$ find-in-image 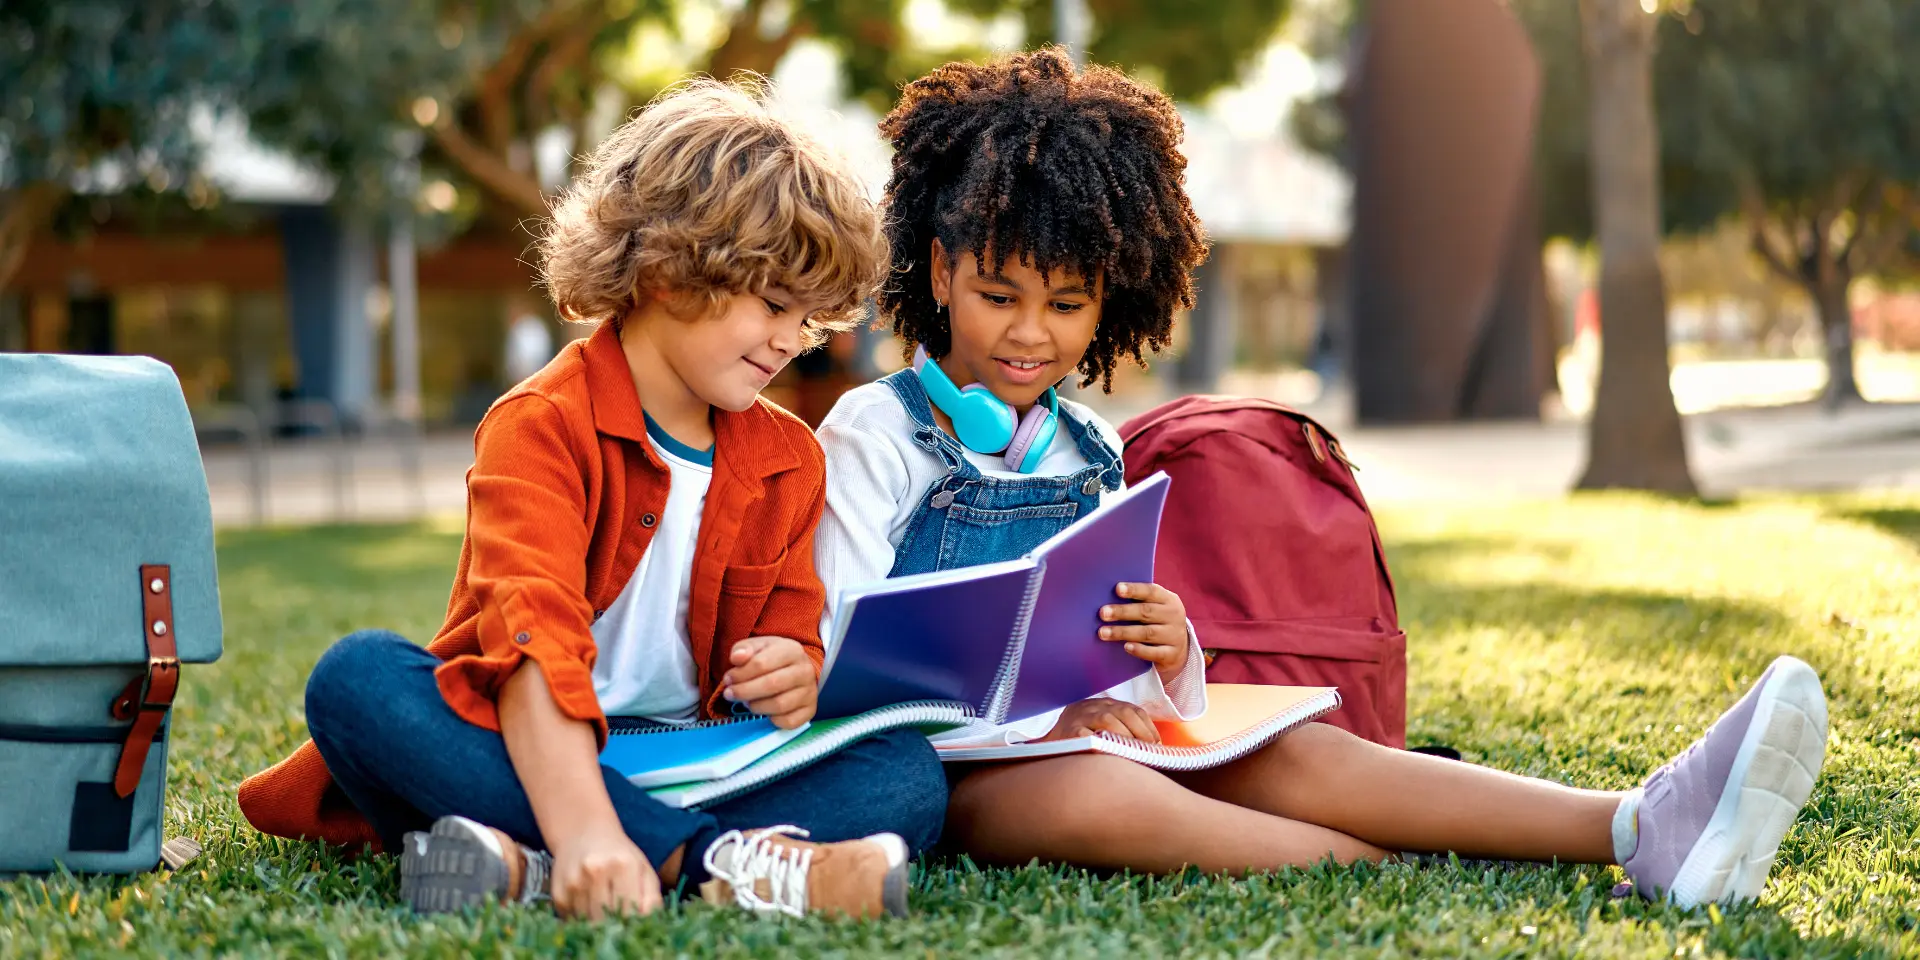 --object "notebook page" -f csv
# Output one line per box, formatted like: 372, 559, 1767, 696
936, 685, 1340, 769
816, 560, 1033, 719
1003, 472, 1171, 721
